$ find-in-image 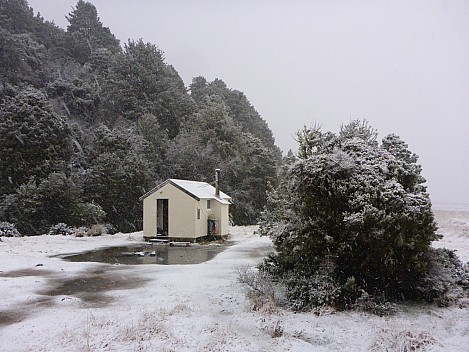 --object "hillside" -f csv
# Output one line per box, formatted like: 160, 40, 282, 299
0, 0, 281, 233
